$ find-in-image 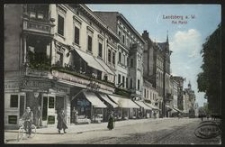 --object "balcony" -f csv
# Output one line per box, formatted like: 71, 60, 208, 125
23, 16, 55, 38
